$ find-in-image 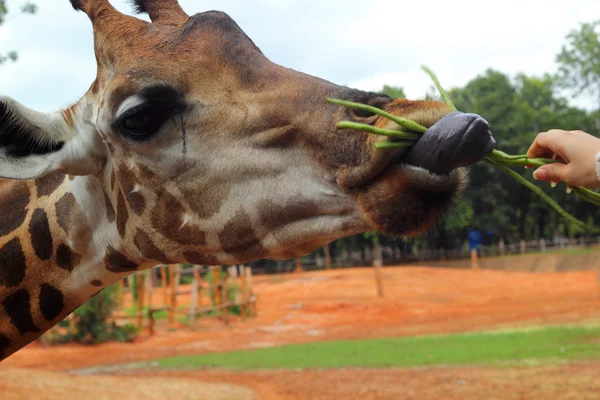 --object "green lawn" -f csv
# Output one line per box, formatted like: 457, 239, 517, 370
152, 325, 600, 370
